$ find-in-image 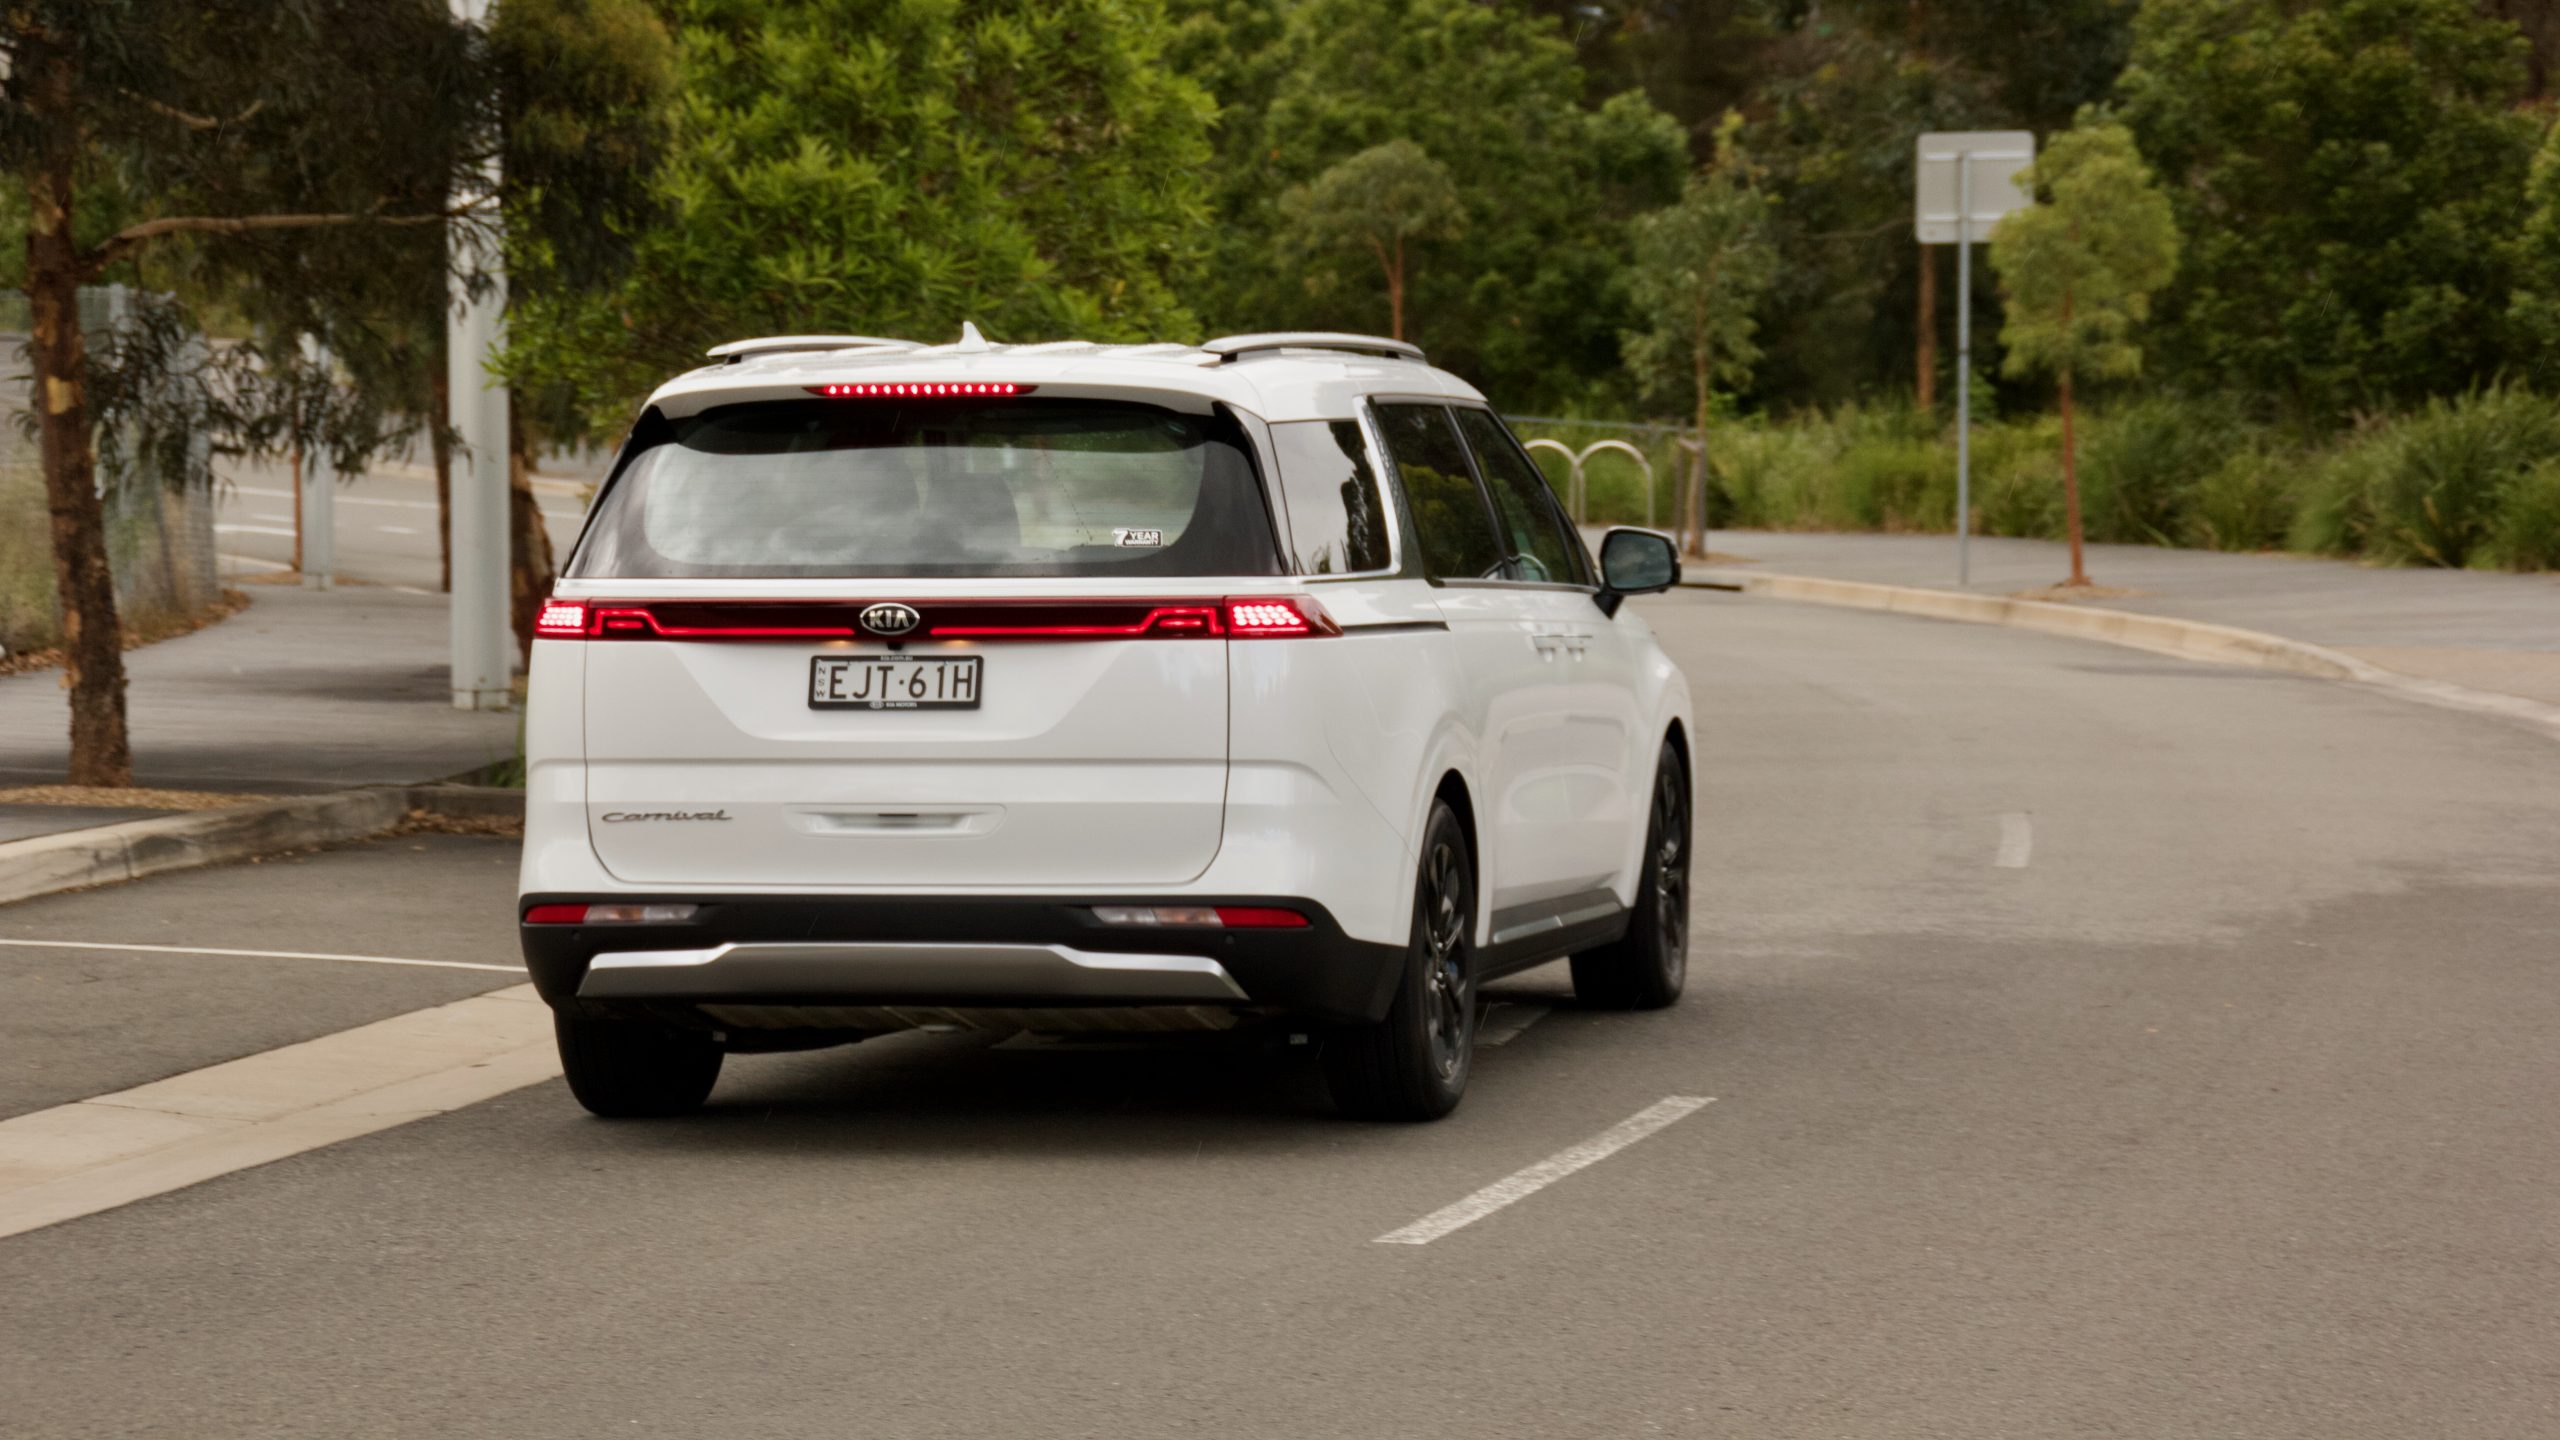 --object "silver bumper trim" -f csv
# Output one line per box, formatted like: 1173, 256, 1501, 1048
577, 940, 1248, 1004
